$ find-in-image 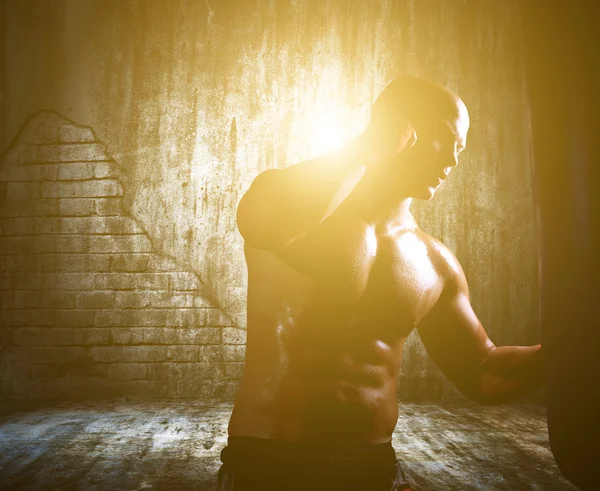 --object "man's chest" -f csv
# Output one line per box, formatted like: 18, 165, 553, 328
246, 230, 443, 333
